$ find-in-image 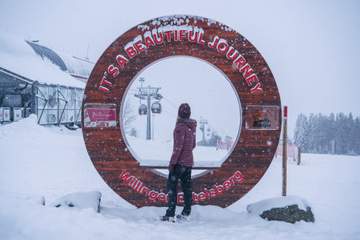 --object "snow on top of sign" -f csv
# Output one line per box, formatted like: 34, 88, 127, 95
246, 196, 312, 215
207, 18, 217, 26
137, 24, 150, 31
137, 15, 234, 33
158, 24, 195, 33
142, 24, 205, 37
